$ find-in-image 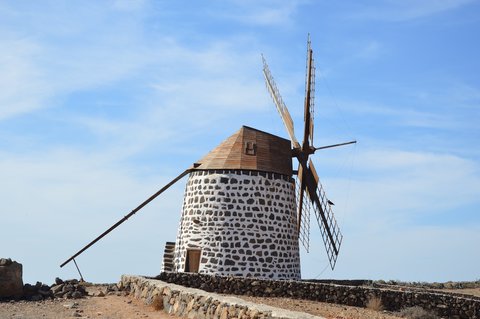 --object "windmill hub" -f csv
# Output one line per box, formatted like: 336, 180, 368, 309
291, 147, 316, 161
